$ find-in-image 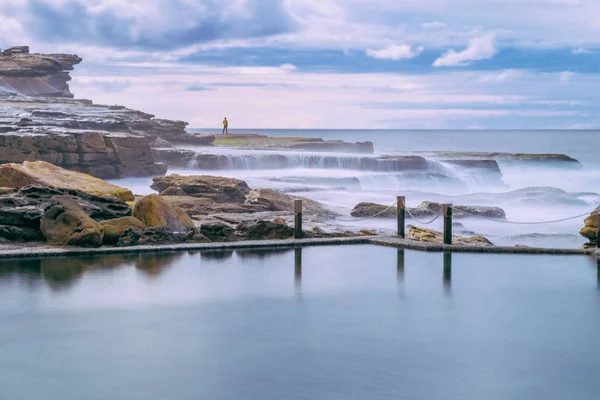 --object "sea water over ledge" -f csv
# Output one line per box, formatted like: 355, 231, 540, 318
1, 246, 599, 400
111, 130, 600, 248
